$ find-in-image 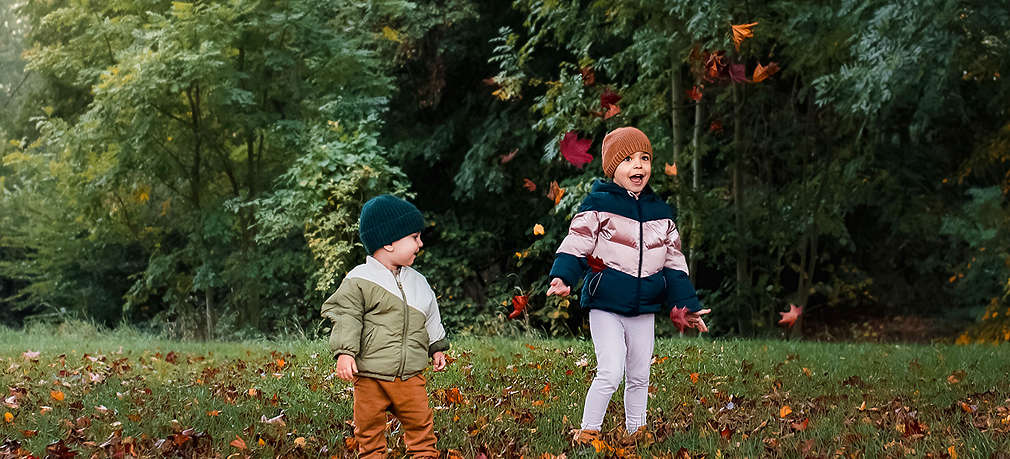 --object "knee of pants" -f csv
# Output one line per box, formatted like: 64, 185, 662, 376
593, 368, 624, 392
